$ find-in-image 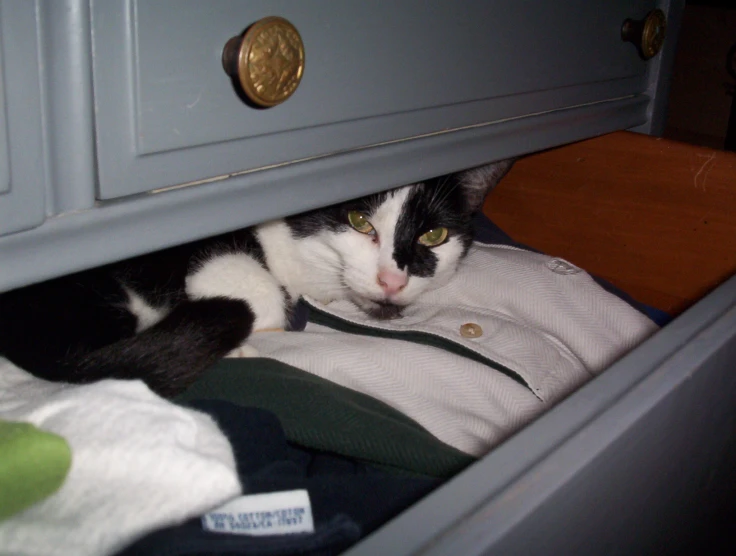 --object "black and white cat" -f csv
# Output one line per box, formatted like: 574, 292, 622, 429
0, 160, 514, 397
